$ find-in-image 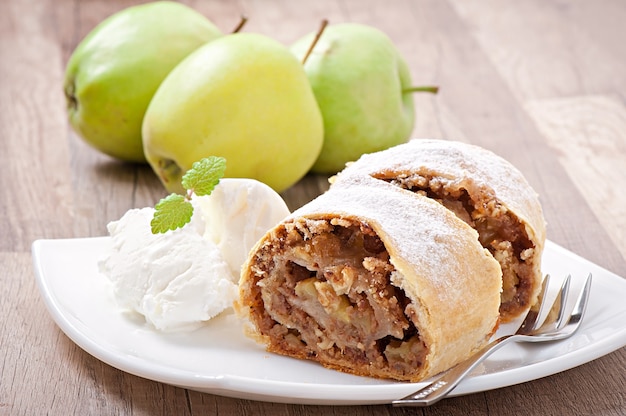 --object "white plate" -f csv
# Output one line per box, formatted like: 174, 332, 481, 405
32, 237, 626, 405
